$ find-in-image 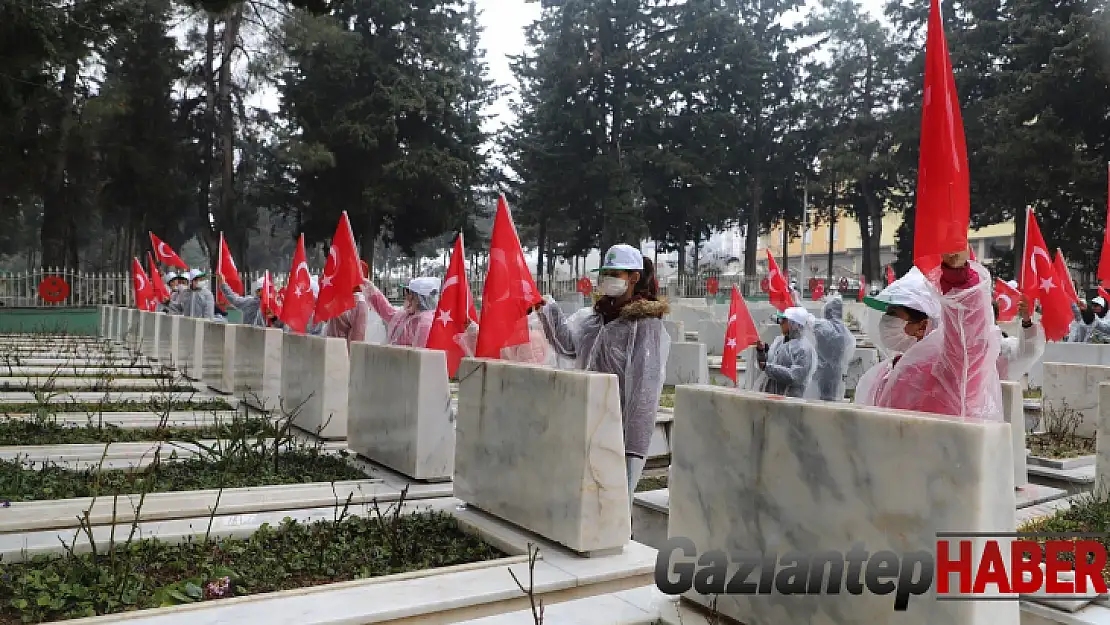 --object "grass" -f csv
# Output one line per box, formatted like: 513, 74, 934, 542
1019, 491, 1110, 584
0, 417, 270, 446
1, 451, 367, 502
0, 399, 234, 414
1024, 387, 1043, 399
1027, 433, 1095, 459
0, 511, 505, 624
0, 383, 197, 393
637, 474, 668, 492
659, 385, 675, 409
